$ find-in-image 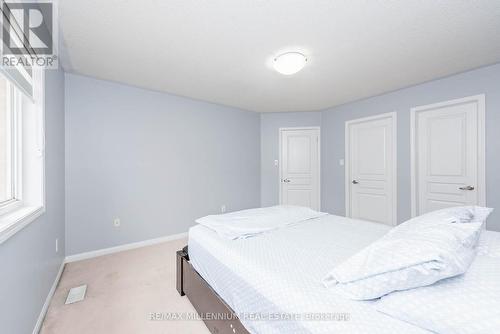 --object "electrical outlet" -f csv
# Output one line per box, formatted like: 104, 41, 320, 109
220, 205, 226, 213
113, 218, 121, 227
55, 238, 59, 253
